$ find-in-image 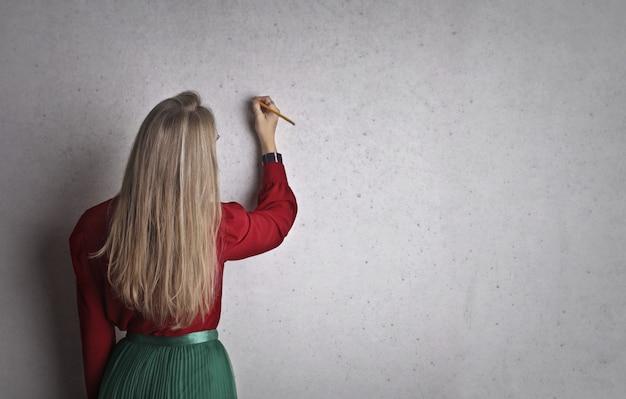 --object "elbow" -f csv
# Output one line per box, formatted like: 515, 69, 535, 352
273, 197, 298, 242
283, 197, 298, 237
